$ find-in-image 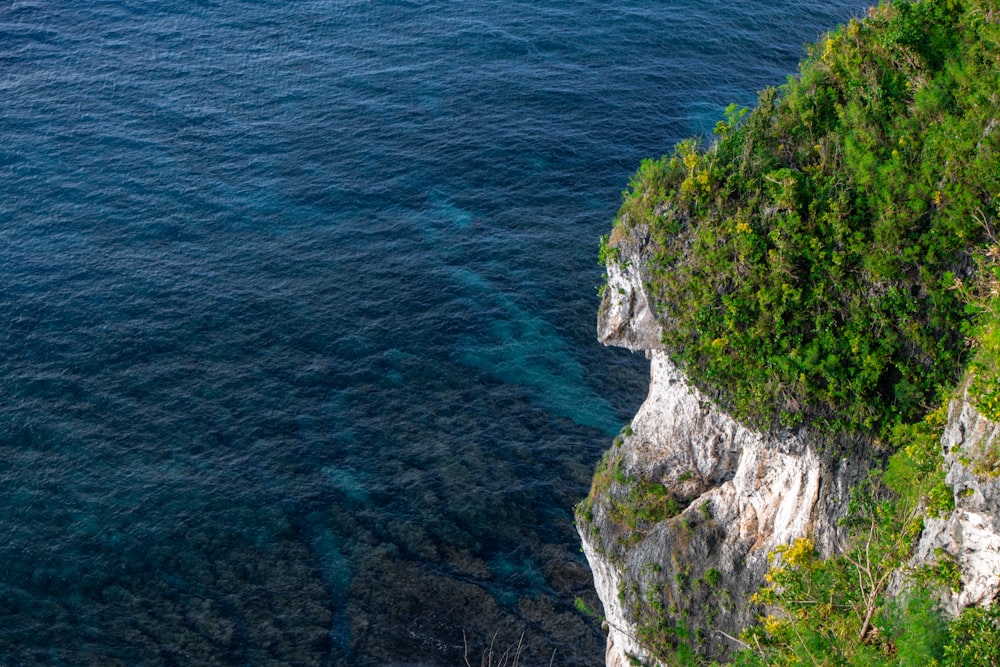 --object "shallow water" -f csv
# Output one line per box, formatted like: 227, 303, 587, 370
1, 1, 869, 664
